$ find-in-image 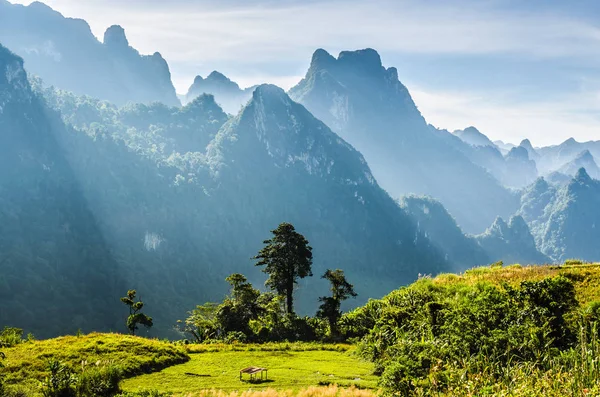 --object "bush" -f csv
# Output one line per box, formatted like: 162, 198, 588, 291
357, 276, 582, 395
76, 362, 122, 397
565, 259, 585, 266
0, 327, 24, 347
40, 360, 77, 397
